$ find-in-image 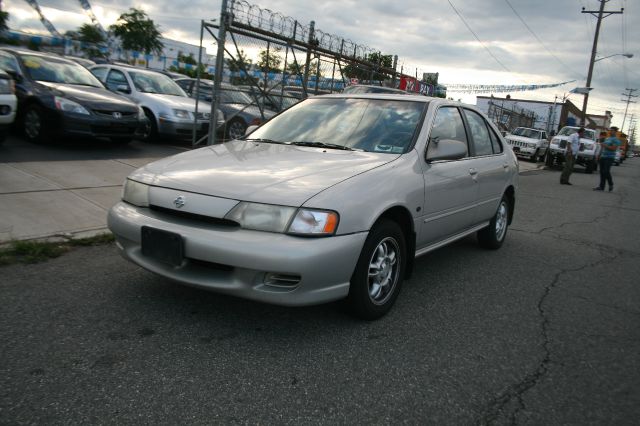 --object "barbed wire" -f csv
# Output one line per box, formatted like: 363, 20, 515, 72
229, 0, 376, 59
